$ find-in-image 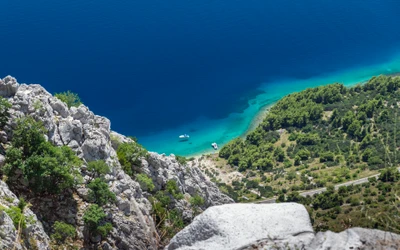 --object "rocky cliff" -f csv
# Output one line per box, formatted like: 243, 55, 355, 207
167, 203, 400, 250
0, 75, 233, 249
